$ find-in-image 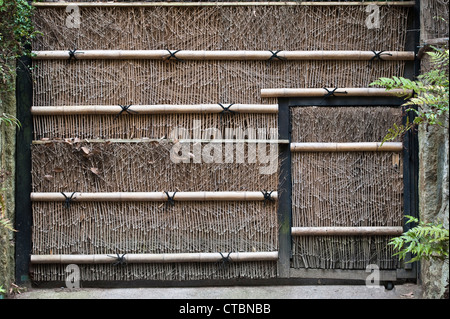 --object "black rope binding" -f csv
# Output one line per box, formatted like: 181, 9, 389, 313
323, 87, 348, 98
218, 252, 233, 270
68, 48, 77, 61
218, 103, 236, 125
370, 50, 393, 61
320, 87, 348, 105
61, 192, 76, 209
261, 190, 274, 205
107, 253, 127, 266
368, 50, 393, 67
164, 49, 183, 62
267, 50, 287, 65
165, 191, 177, 207
115, 104, 138, 120
219, 103, 236, 115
